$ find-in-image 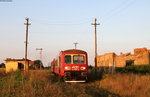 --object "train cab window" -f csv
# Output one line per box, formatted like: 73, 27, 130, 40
65, 55, 71, 64
73, 55, 85, 64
